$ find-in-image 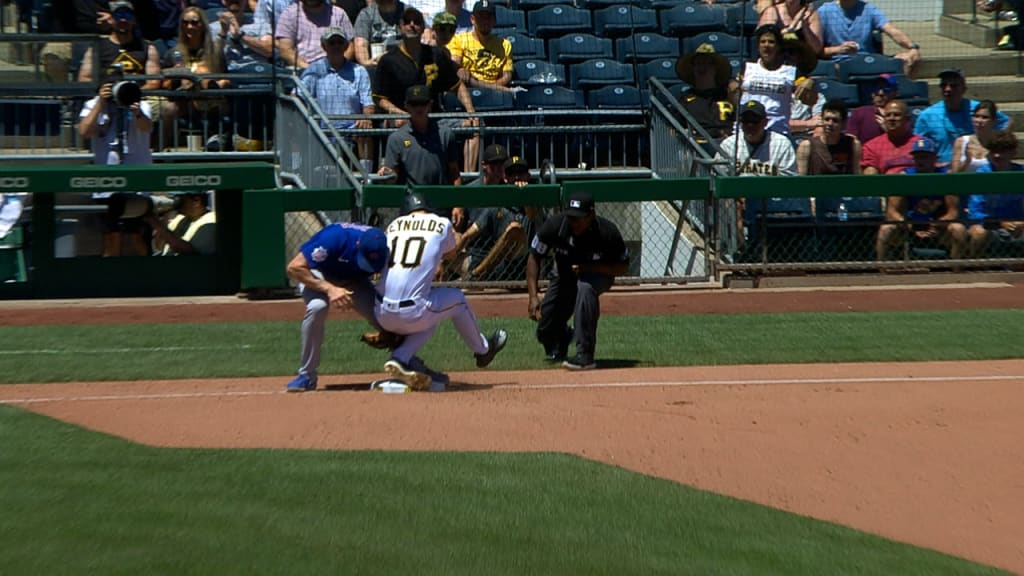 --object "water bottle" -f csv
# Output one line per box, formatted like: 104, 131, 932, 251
171, 49, 185, 68
837, 201, 848, 222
